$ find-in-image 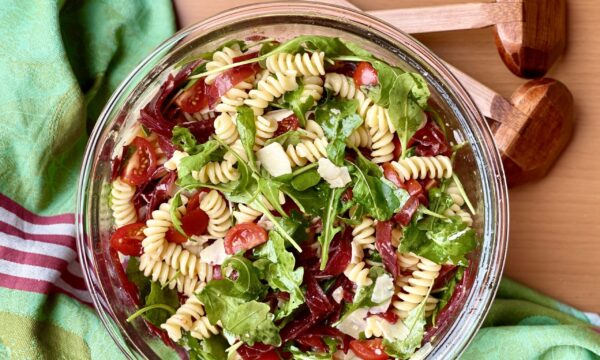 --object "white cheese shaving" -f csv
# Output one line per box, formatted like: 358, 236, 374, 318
199, 238, 229, 265
336, 308, 368, 339
369, 274, 394, 314
262, 109, 294, 122
332, 286, 344, 304
256, 142, 292, 177
317, 158, 351, 188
